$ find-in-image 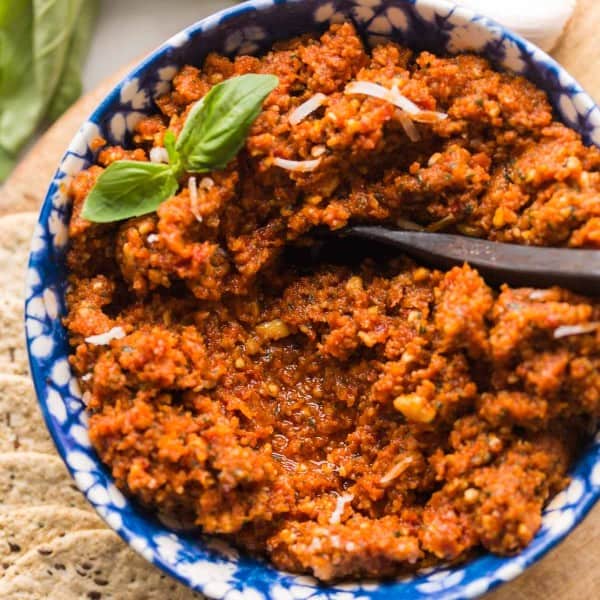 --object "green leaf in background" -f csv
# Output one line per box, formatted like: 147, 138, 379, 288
47, 0, 99, 121
32, 0, 83, 102
0, 0, 39, 157
0, 0, 98, 181
81, 161, 179, 223
0, 145, 14, 182
176, 73, 278, 172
